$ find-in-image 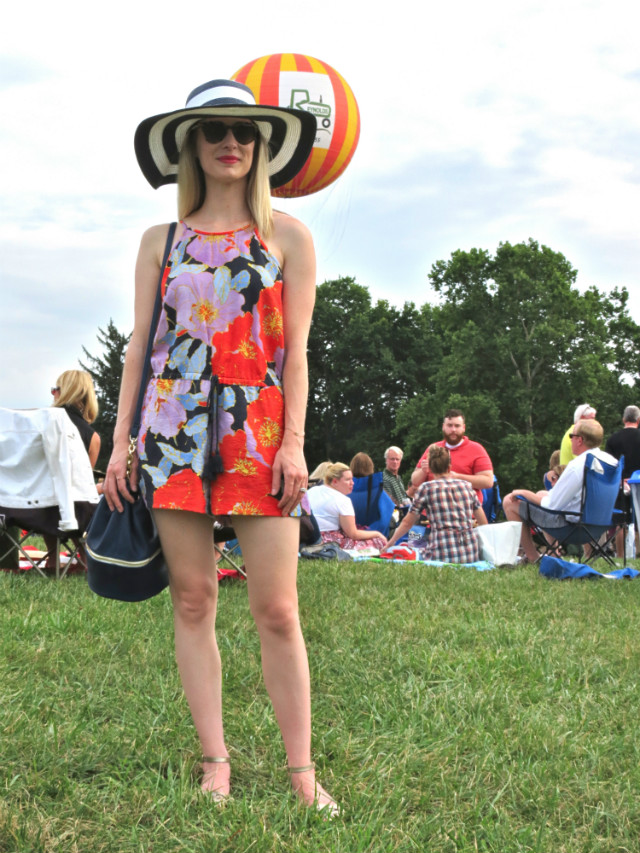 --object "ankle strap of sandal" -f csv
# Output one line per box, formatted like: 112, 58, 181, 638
288, 762, 315, 774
